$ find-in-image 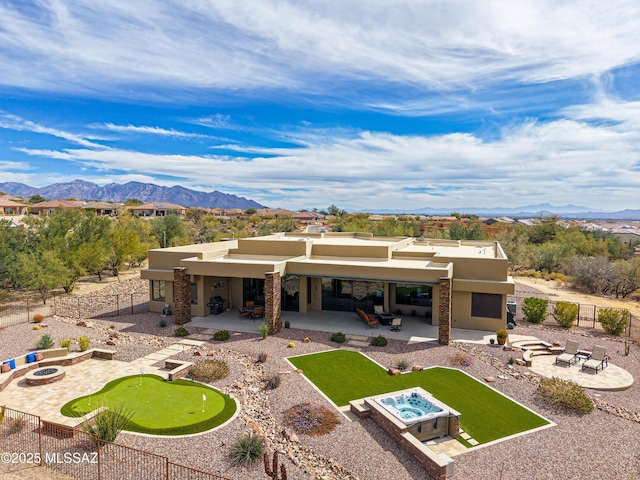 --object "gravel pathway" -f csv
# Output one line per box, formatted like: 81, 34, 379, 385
1, 279, 639, 480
